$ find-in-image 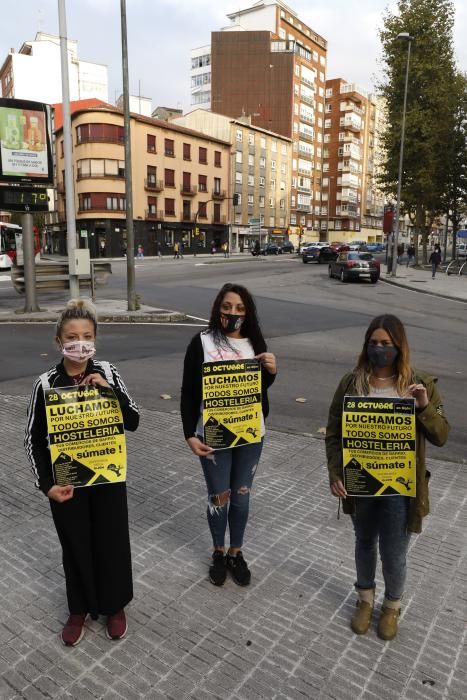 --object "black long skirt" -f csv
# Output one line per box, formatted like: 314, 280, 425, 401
50, 483, 133, 618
